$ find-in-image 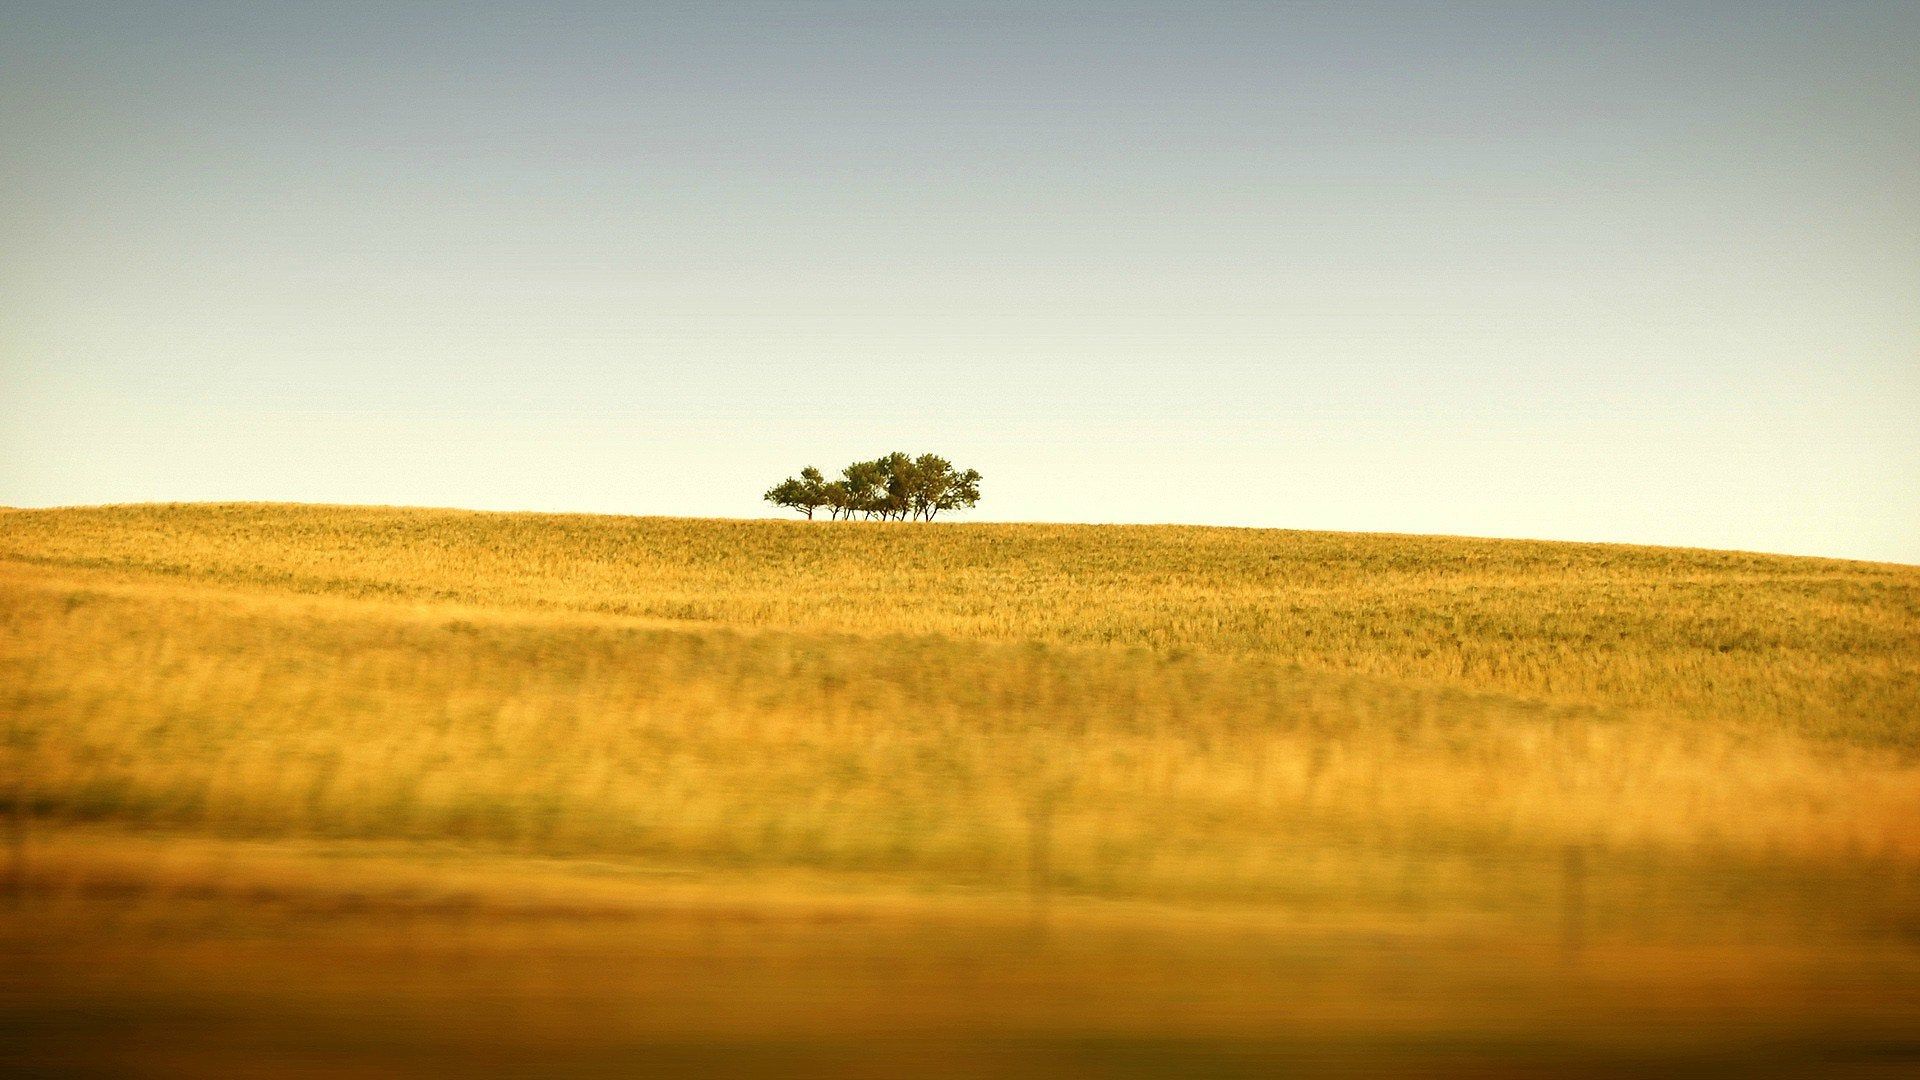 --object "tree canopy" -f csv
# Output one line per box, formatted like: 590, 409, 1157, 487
765, 453, 982, 521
